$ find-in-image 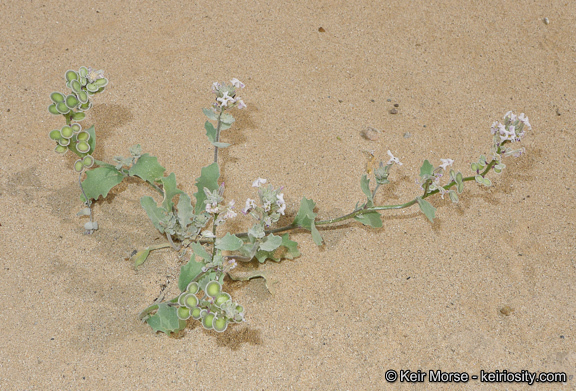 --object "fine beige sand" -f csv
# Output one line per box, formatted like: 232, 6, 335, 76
1, 1, 575, 389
